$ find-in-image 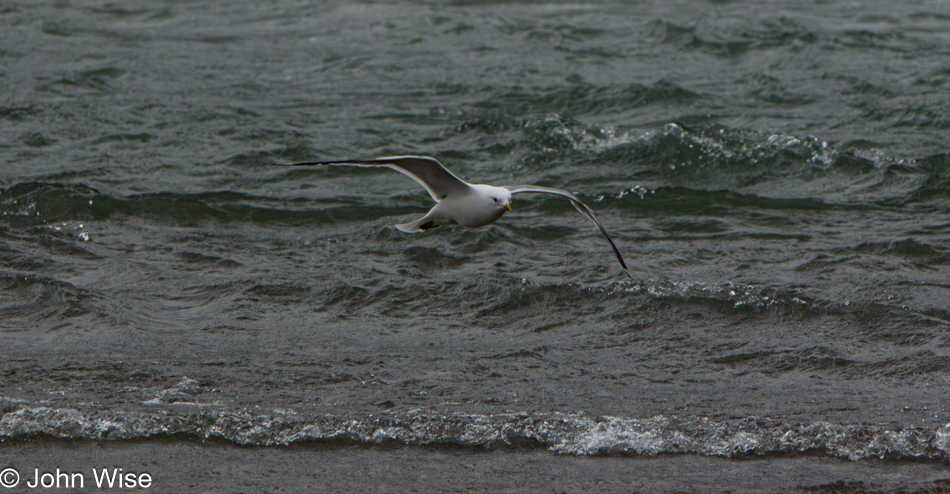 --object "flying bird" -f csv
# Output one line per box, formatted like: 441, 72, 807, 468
273, 155, 631, 278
